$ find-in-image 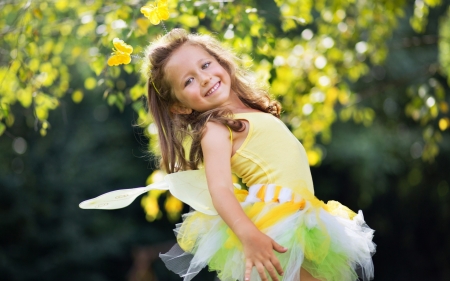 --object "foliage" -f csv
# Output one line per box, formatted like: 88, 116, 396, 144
1, 1, 450, 280
1, 0, 449, 219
